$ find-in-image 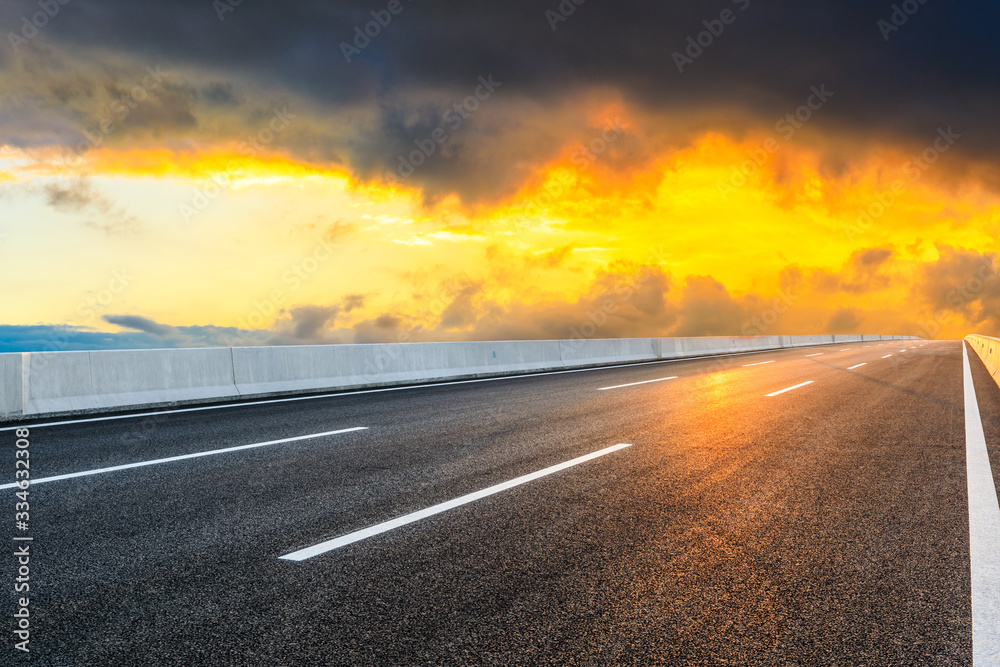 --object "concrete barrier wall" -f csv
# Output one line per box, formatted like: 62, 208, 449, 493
559, 338, 660, 367
780, 335, 835, 348
232, 340, 567, 396
0, 354, 22, 419
663, 336, 783, 358
967, 335, 1000, 383
20, 348, 241, 415
0, 334, 920, 422
89, 348, 240, 410
22, 351, 99, 415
